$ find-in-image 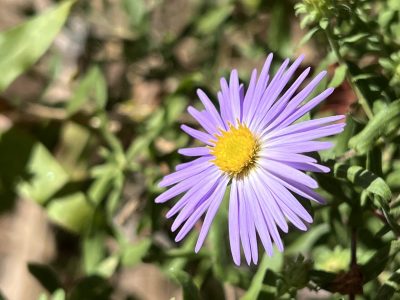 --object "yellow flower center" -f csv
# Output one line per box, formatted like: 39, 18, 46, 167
211, 123, 259, 176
